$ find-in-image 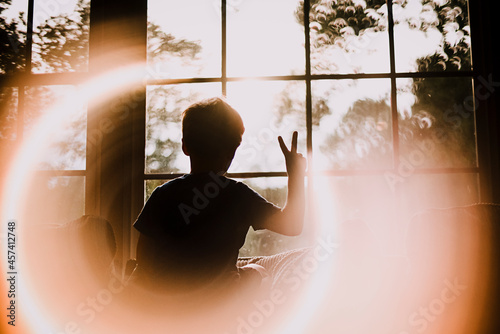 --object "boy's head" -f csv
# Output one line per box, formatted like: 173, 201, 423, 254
181, 97, 245, 162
